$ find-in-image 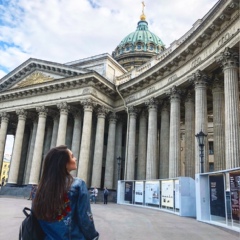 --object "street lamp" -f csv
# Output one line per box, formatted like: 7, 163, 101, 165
117, 156, 122, 181
195, 130, 207, 173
